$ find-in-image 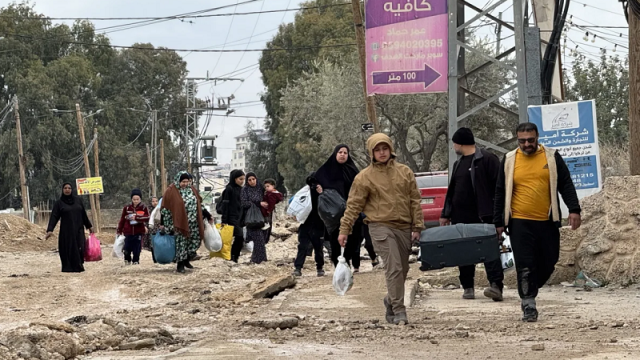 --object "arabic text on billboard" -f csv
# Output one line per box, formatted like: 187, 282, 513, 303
365, 0, 448, 95
76, 177, 104, 195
